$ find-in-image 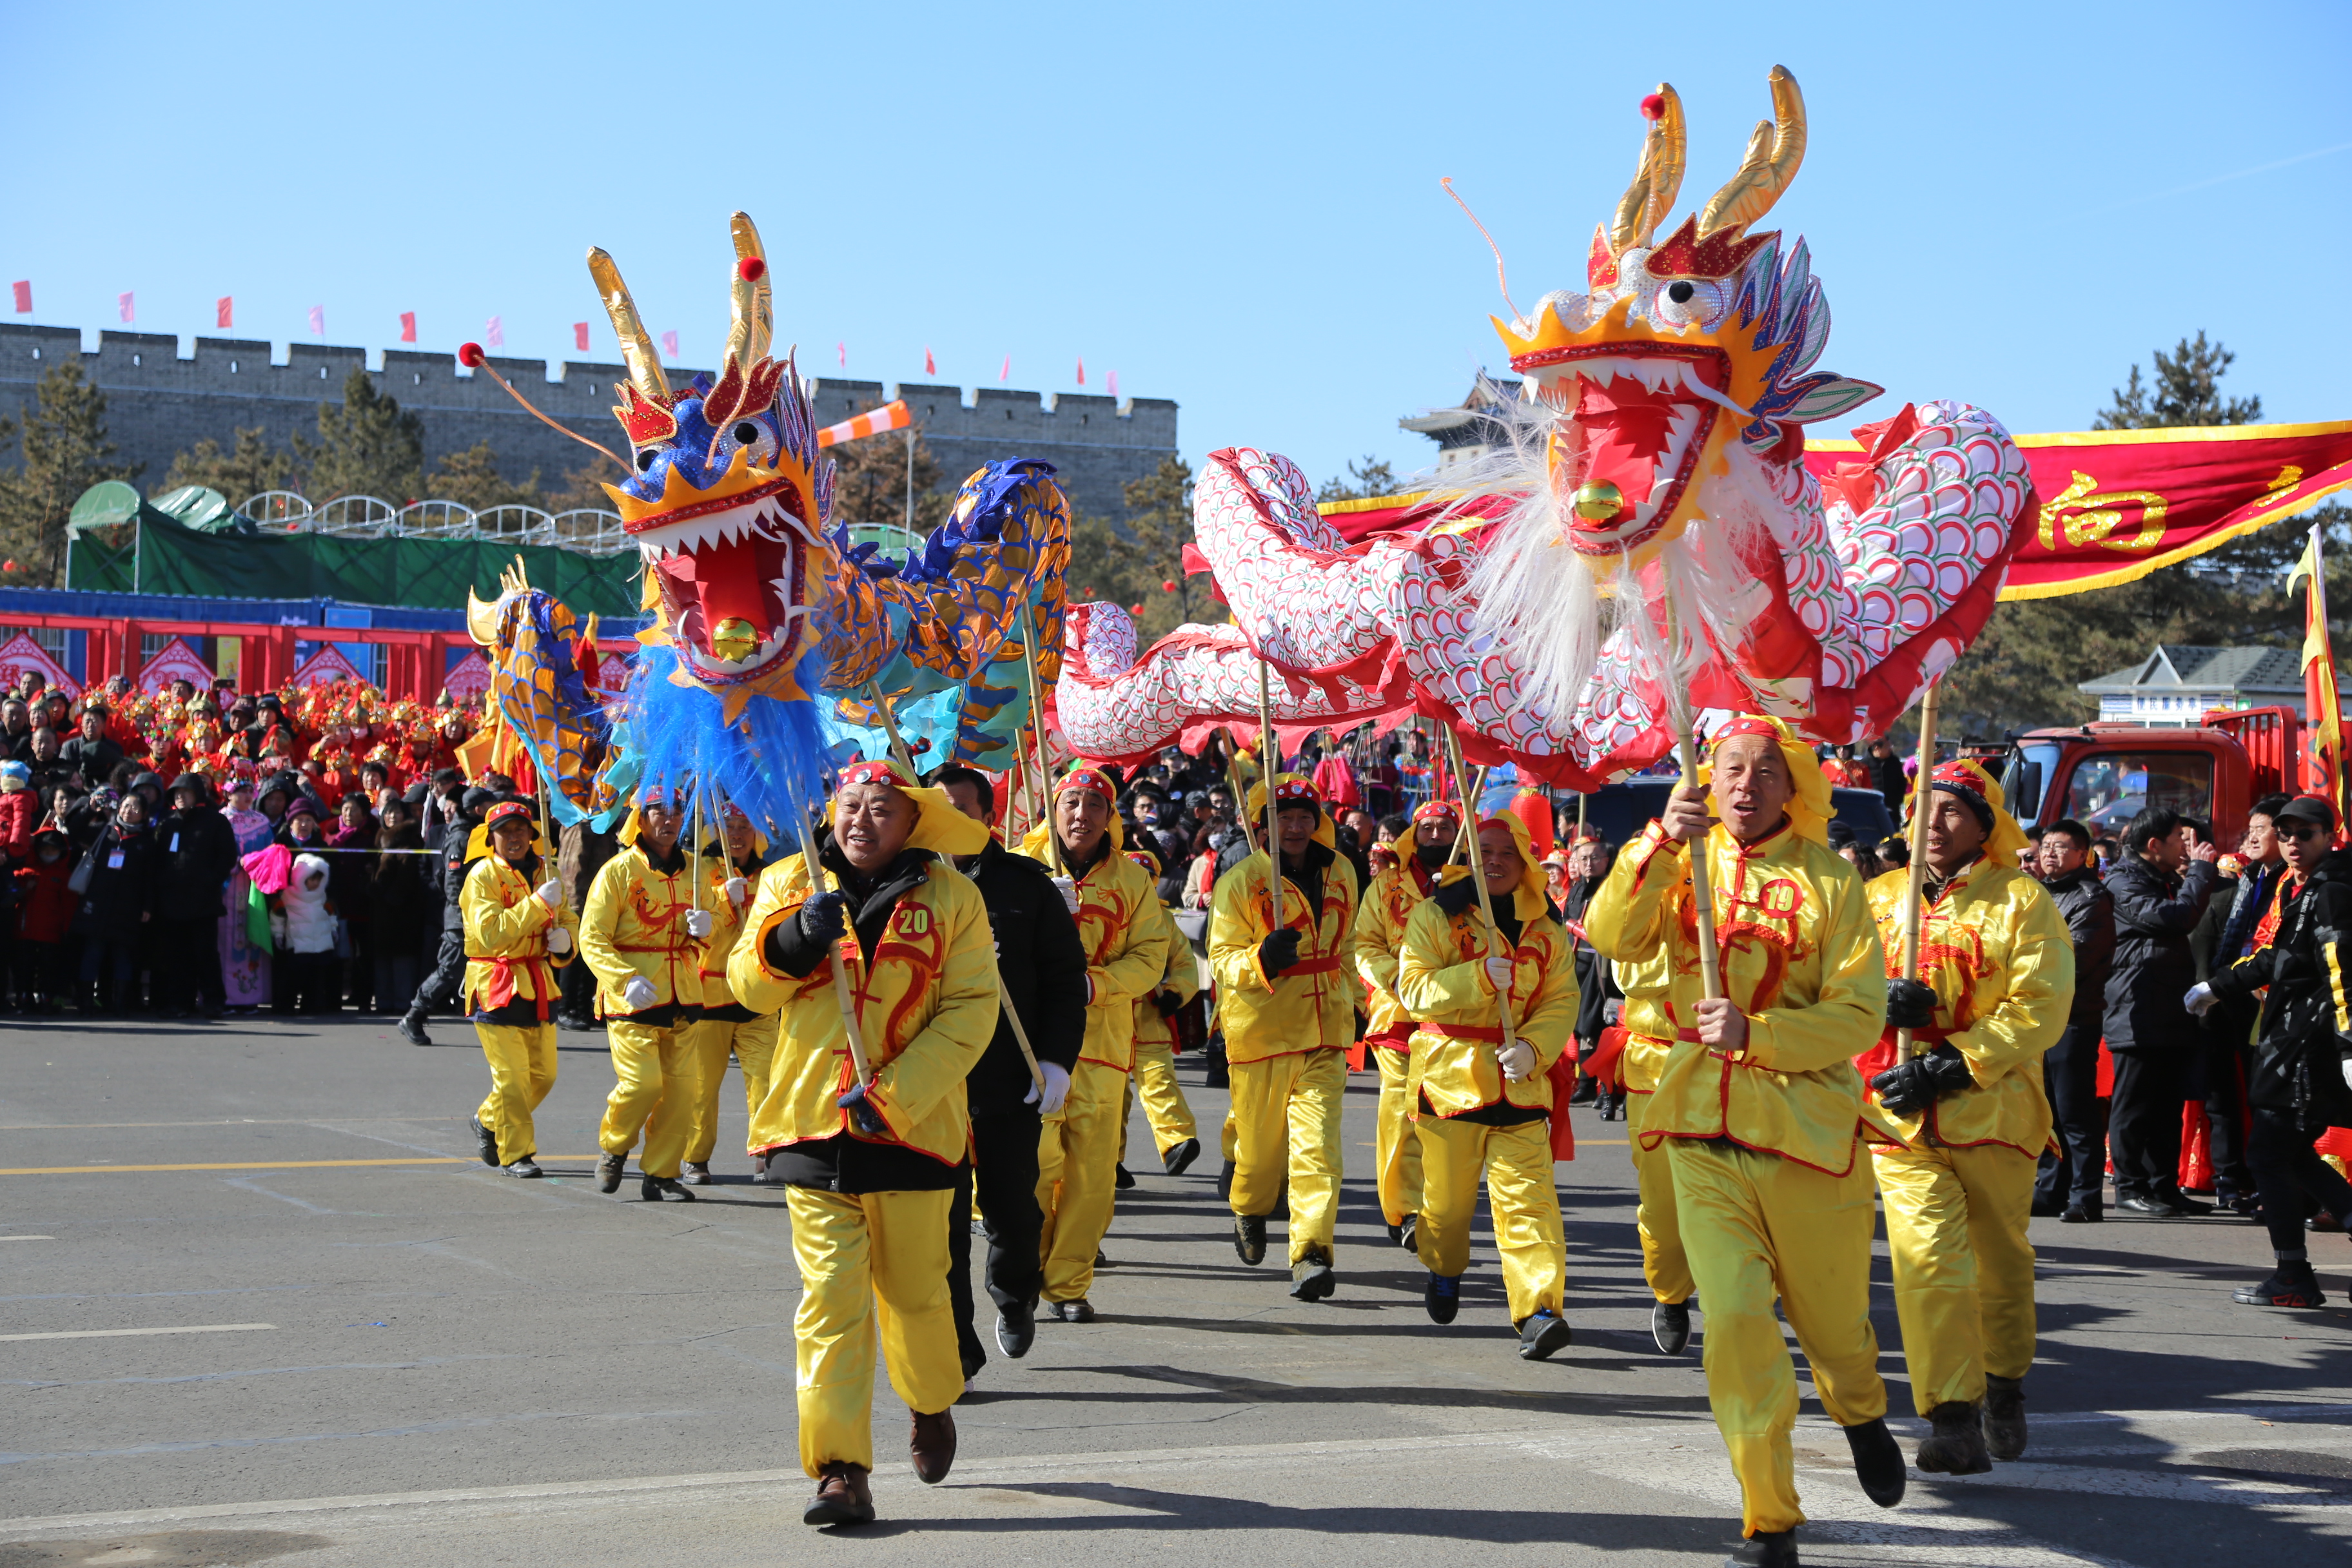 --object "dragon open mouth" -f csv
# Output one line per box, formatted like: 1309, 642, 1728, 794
631, 489, 814, 682
1516, 344, 1740, 551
